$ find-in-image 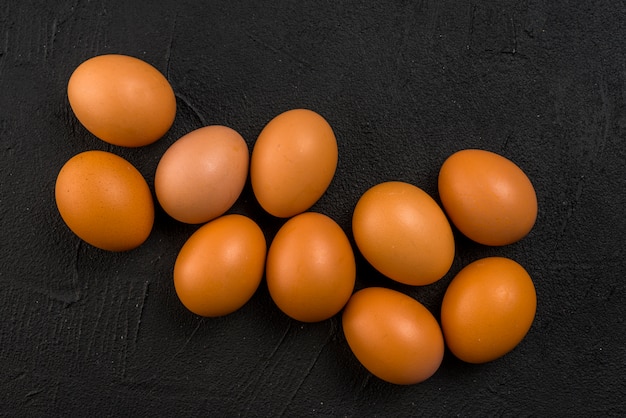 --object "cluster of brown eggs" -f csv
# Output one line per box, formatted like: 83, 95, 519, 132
56, 54, 538, 386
